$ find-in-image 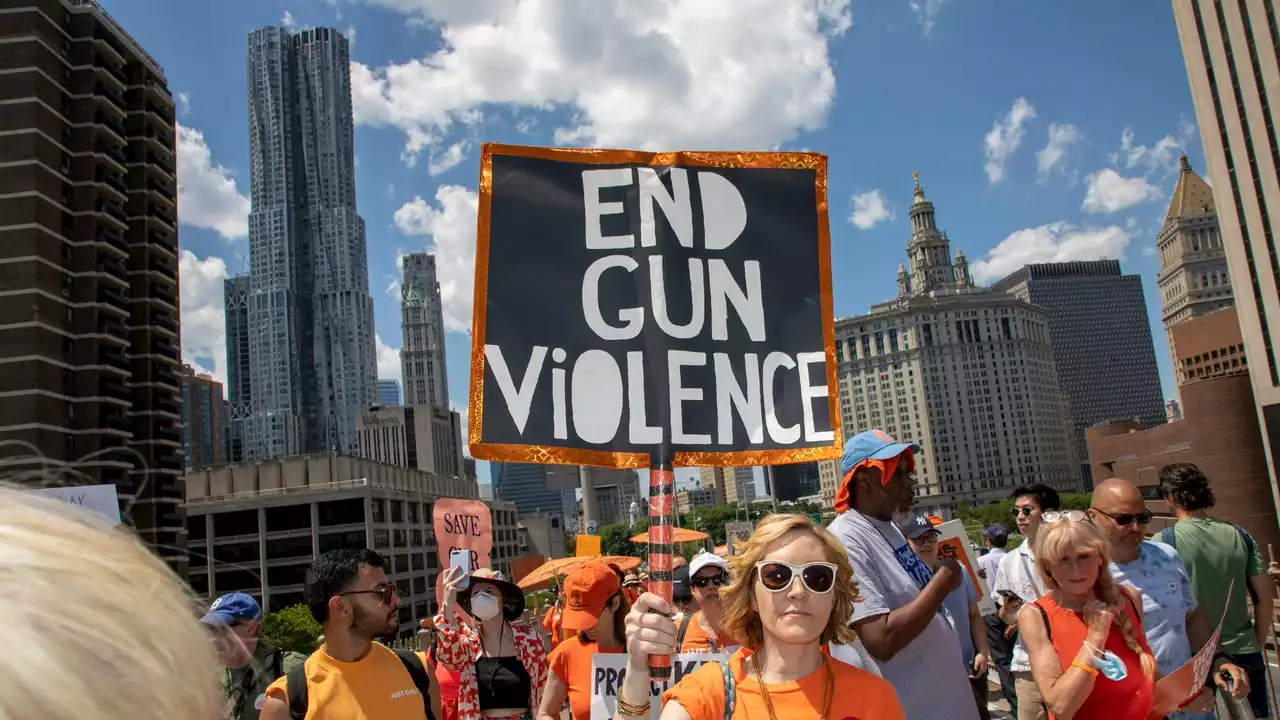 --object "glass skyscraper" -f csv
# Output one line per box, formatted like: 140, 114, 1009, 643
240, 26, 376, 459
